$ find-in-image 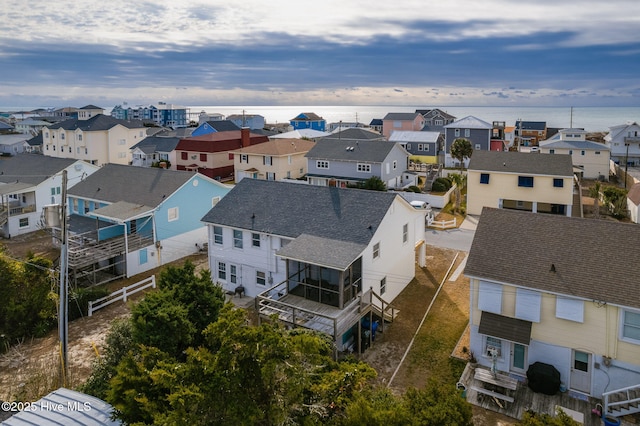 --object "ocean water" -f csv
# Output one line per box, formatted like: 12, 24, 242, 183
191, 105, 640, 133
